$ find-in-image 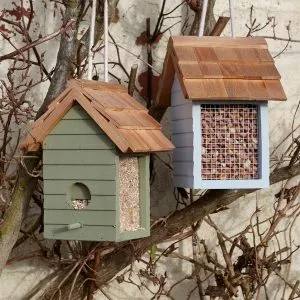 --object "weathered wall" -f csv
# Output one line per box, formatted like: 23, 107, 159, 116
0, 0, 299, 299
